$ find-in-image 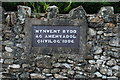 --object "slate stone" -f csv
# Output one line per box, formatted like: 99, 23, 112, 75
46, 5, 59, 19
17, 5, 31, 24
98, 6, 114, 22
